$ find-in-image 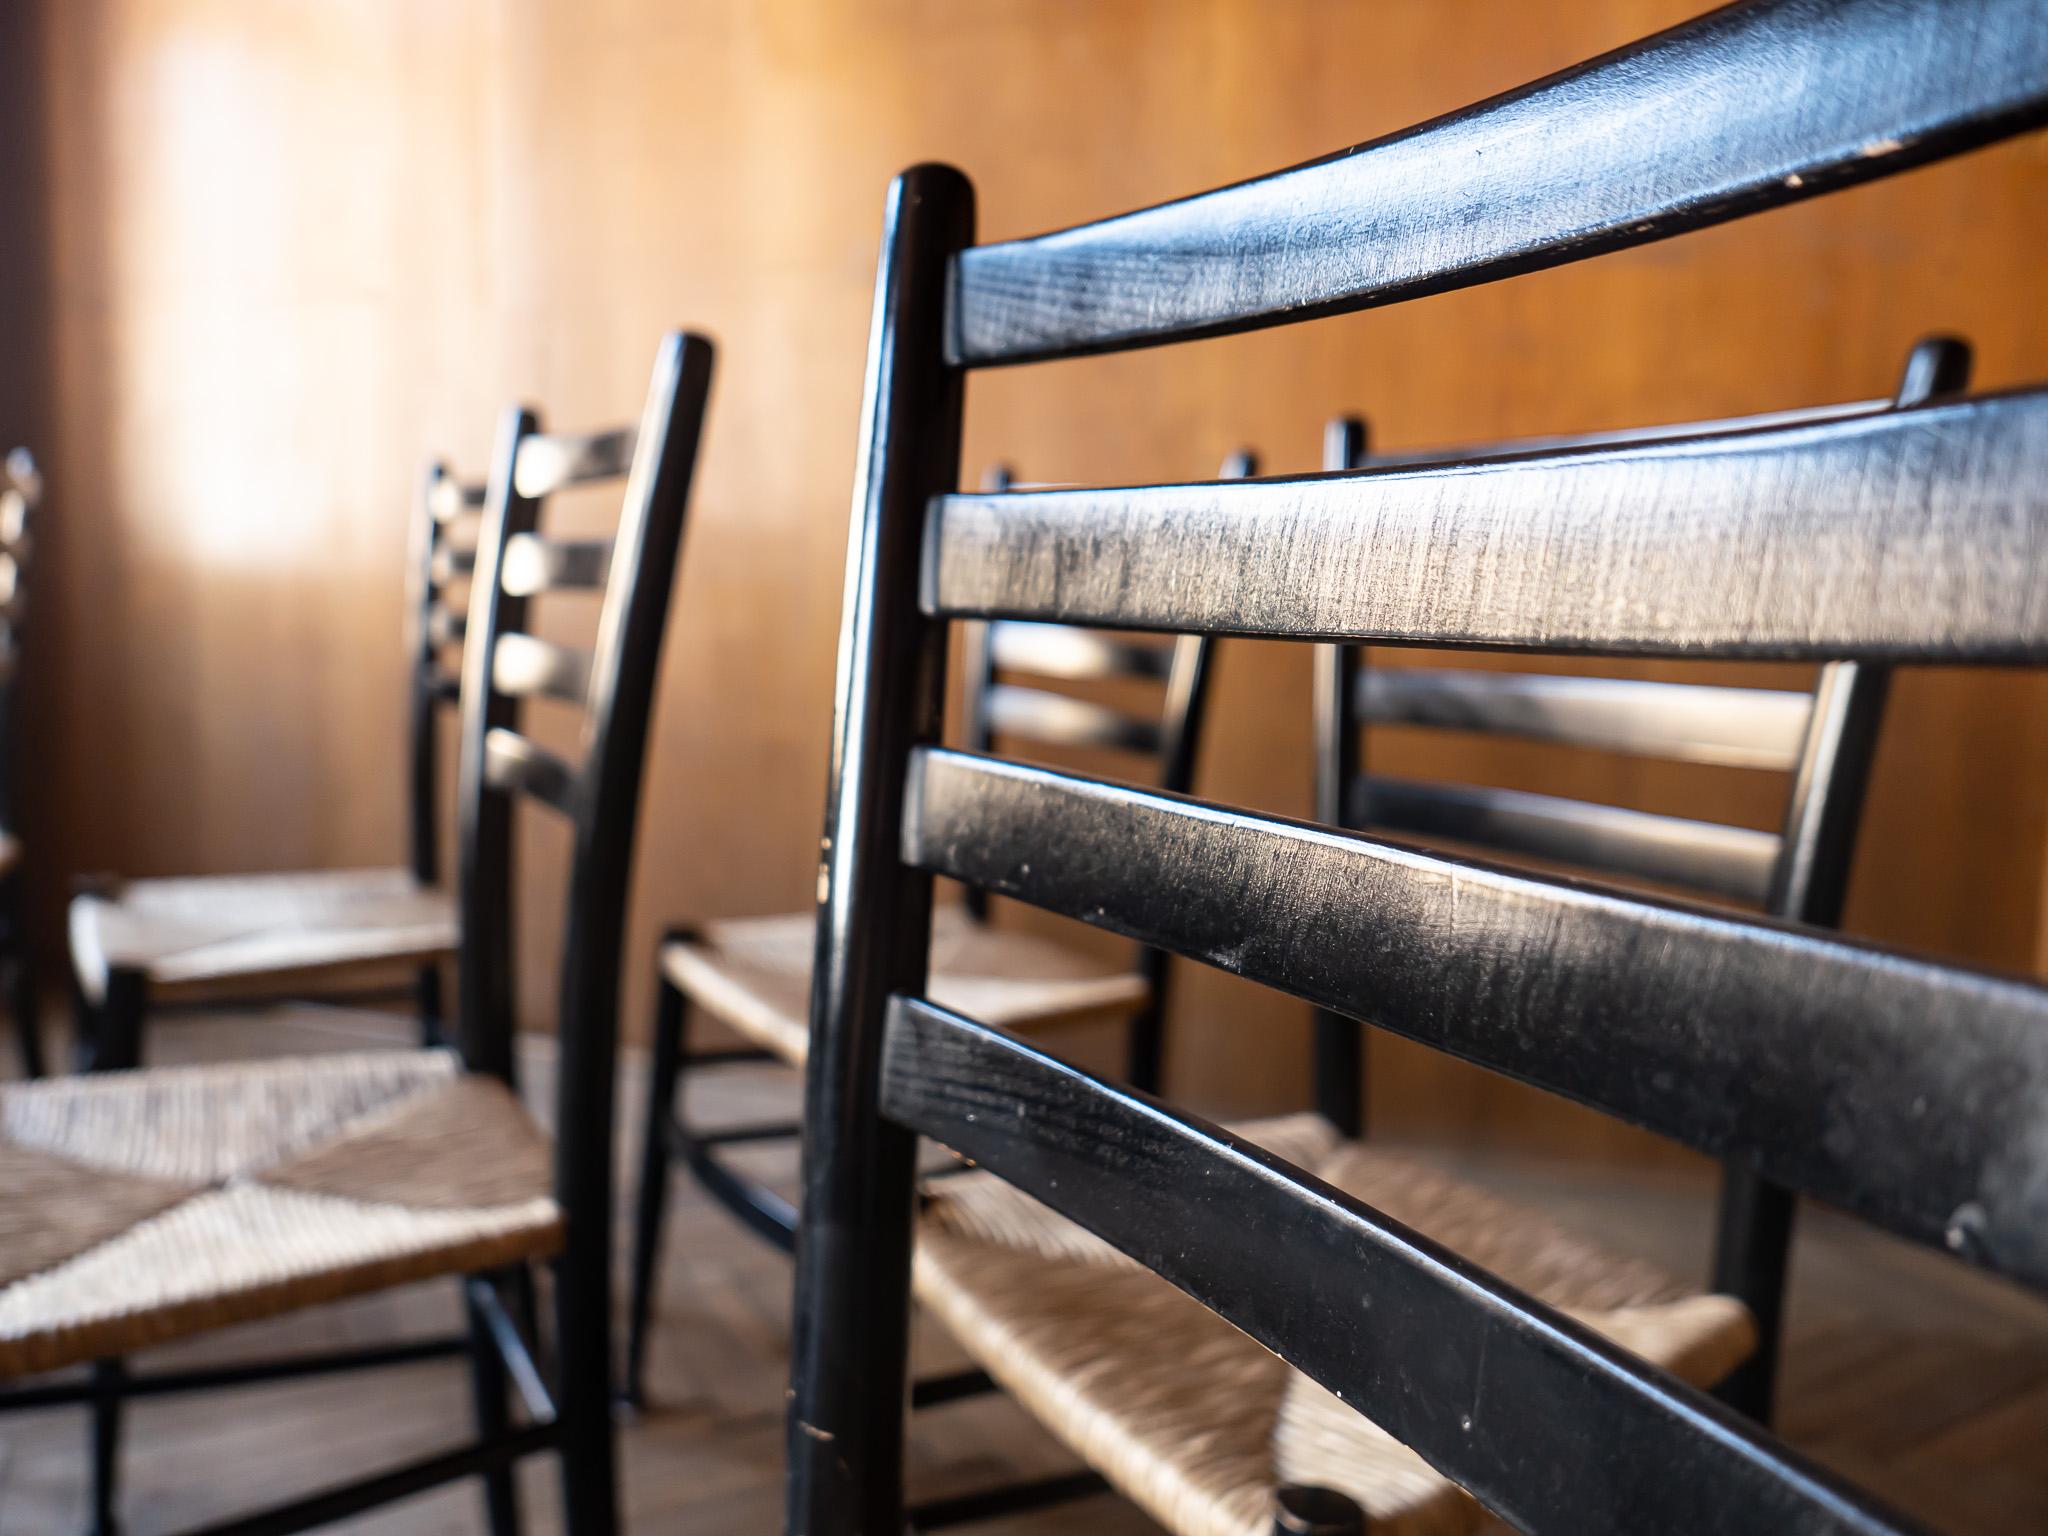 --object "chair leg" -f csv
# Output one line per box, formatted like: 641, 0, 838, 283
465, 1276, 522, 1536
622, 977, 687, 1411
415, 961, 446, 1049
1710, 1164, 1796, 1425
76, 969, 144, 1075
88, 1359, 125, 1536
556, 1236, 620, 1534
3, 874, 42, 1078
